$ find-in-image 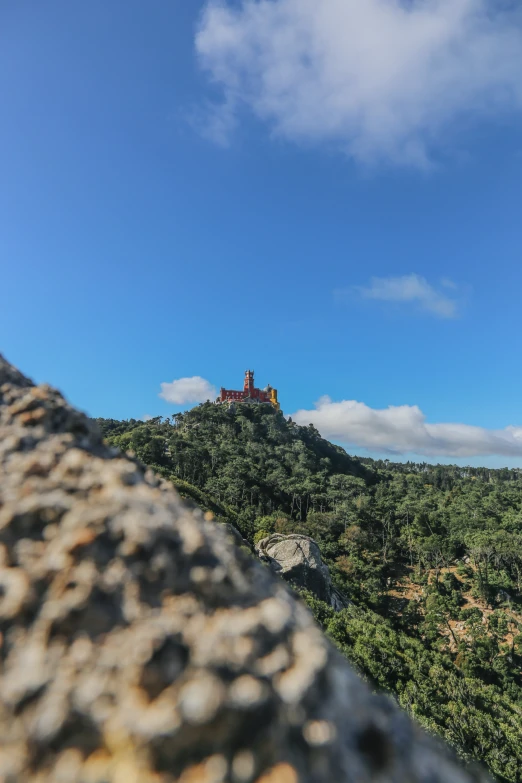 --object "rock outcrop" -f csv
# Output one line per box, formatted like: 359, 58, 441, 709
0, 354, 489, 782
255, 534, 347, 611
